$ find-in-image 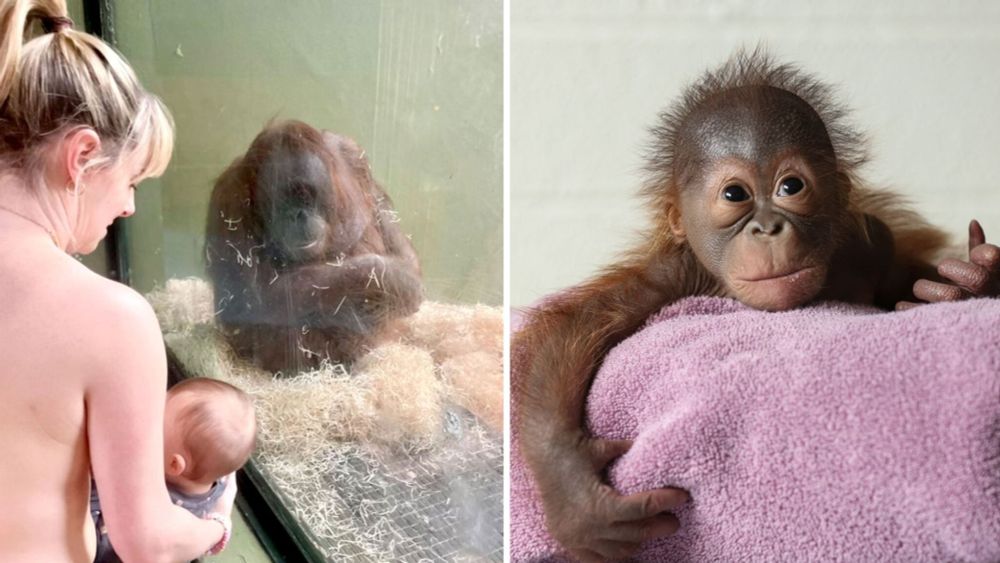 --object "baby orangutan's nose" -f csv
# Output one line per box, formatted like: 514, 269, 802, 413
749, 216, 784, 237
